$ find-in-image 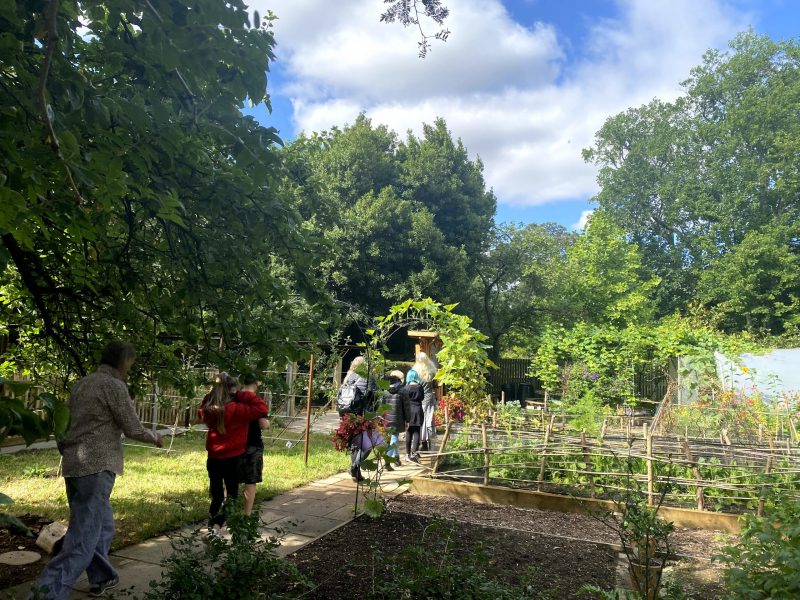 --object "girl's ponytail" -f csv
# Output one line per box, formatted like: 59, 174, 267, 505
204, 372, 238, 434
